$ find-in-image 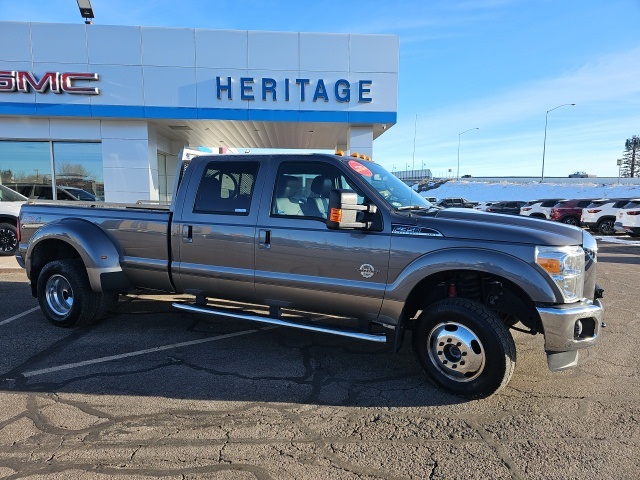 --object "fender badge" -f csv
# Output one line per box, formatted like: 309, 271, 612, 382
358, 264, 378, 279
